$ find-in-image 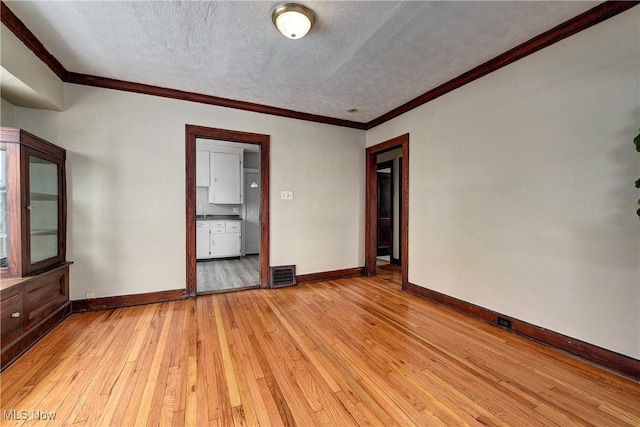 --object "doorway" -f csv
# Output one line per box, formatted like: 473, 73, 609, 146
376, 160, 394, 264
186, 125, 270, 296
365, 134, 409, 290
244, 170, 260, 255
